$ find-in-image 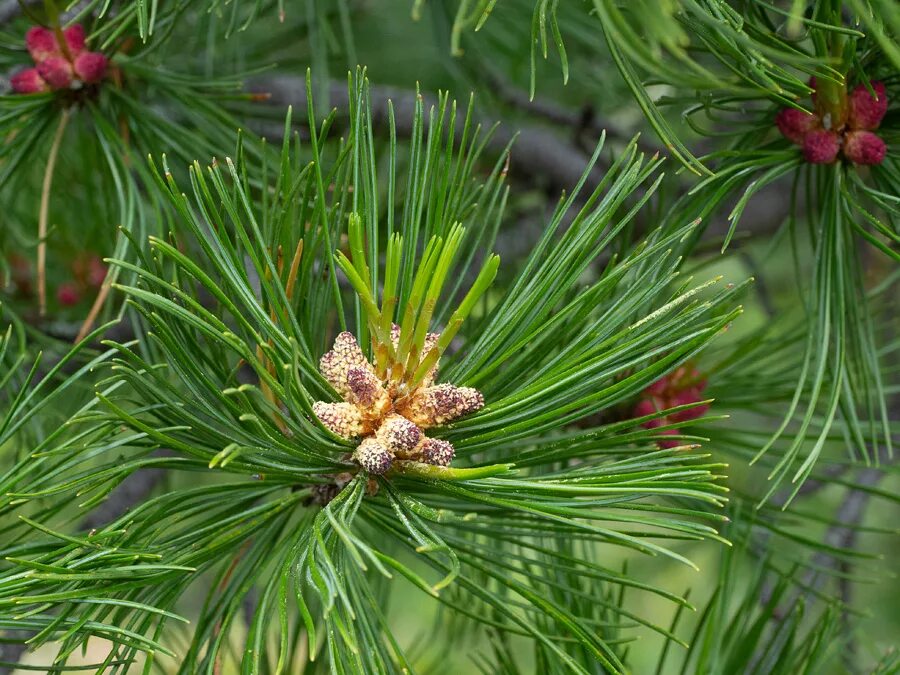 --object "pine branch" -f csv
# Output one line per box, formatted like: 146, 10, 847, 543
79, 465, 166, 532
824, 468, 883, 674
0, 641, 25, 675
0, 77, 745, 672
